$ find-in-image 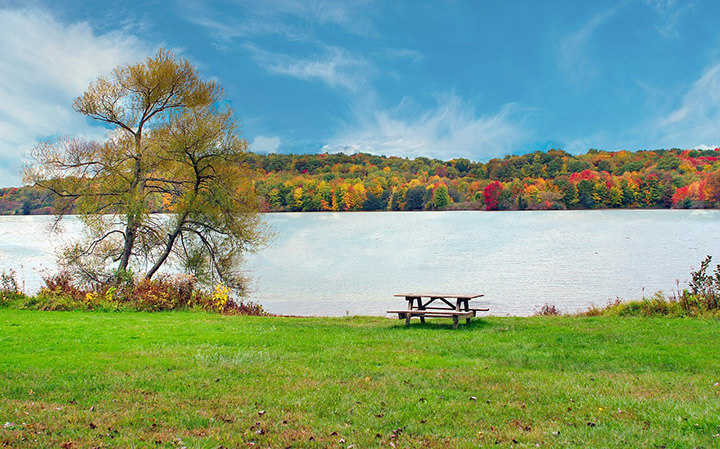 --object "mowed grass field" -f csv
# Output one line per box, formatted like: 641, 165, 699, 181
0, 309, 719, 448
